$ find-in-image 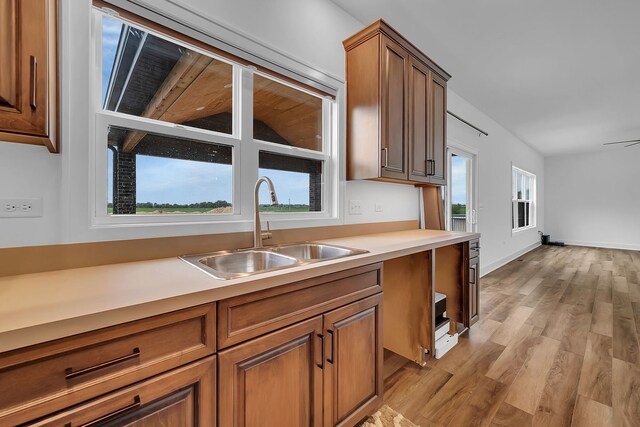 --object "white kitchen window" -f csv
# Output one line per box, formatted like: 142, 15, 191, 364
512, 166, 536, 232
92, 9, 336, 225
